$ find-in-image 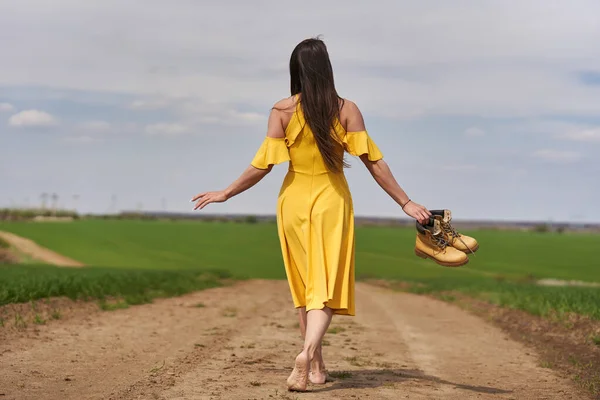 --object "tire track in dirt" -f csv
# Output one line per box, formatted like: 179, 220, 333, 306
355, 284, 582, 399
0, 281, 588, 400
0, 231, 84, 267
